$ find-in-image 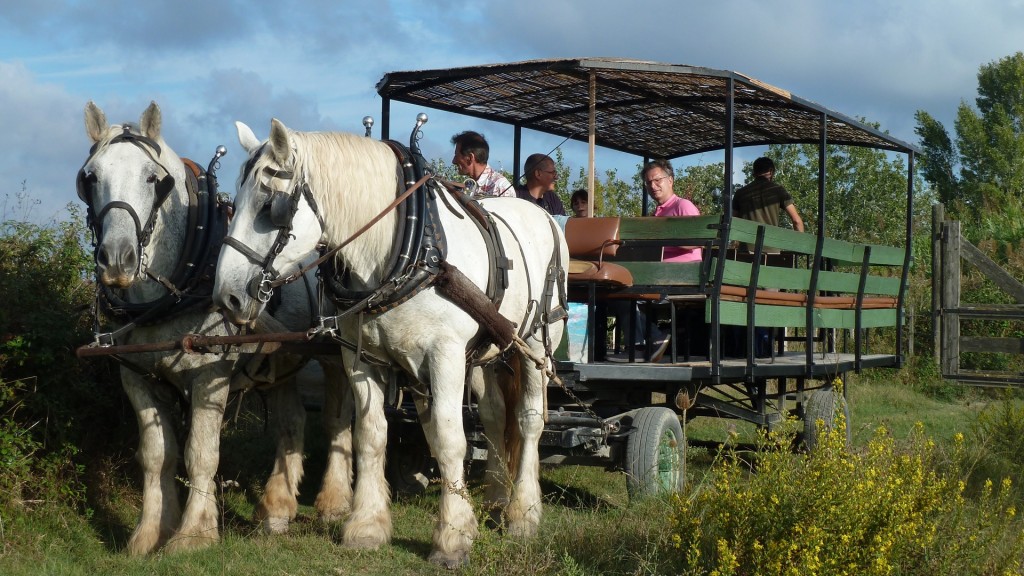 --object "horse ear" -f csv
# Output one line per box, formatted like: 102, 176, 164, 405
140, 101, 162, 141
235, 121, 261, 153
84, 101, 108, 144
269, 118, 291, 164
